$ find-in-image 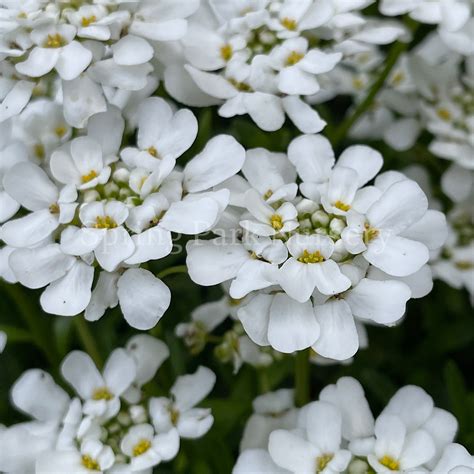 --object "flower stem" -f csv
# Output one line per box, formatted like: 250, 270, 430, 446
295, 348, 311, 407
2, 283, 58, 367
73, 317, 103, 368
157, 265, 188, 279
329, 23, 418, 147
